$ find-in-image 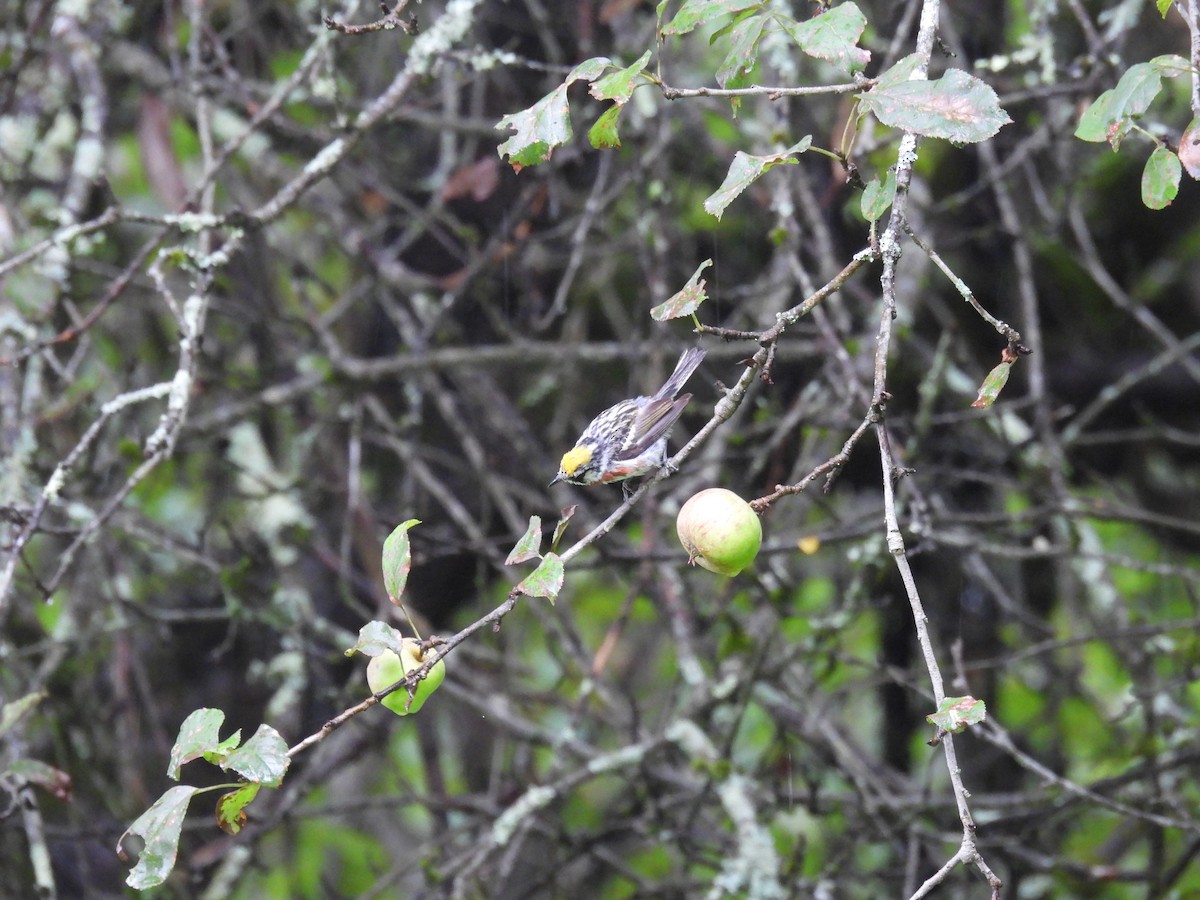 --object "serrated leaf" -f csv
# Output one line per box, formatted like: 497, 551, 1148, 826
860, 170, 896, 222
551, 506, 576, 549
7, 758, 72, 801
1142, 145, 1181, 209
382, 519, 420, 604
506, 516, 544, 565
222, 725, 290, 787
498, 85, 573, 169
120, 785, 199, 889
716, 13, 766, 88
589, 50, 652, 104
779, 2, 870, 74
651, 259, 713, 320
926, 695, 987, 733
0, 691, 45, 739
497, 58, 613, 170
345, 620, 406, 658
661, 0, 761, 36
216, 783, 261, 835
703, 138, 811, 219
588, 105, 623, 149
168, 709, 236, 780
858, 69, 1011, 143
516, 553, 564, 604
970, 361, 1012, 409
